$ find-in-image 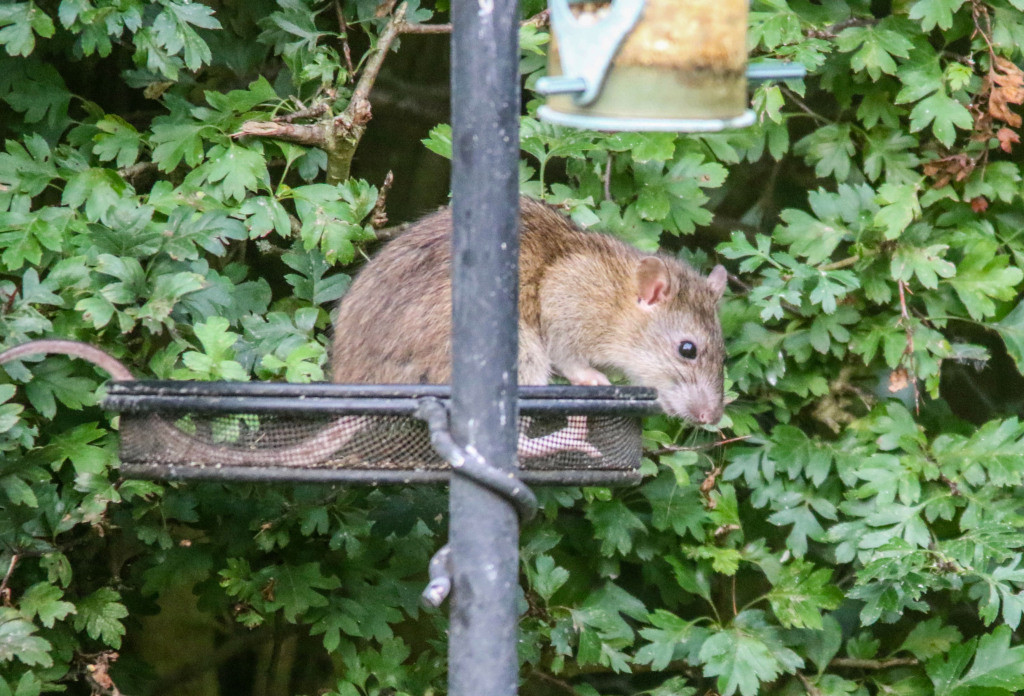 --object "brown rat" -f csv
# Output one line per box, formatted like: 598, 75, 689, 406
333, 197, 727, 424
0, 198, 726, 466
